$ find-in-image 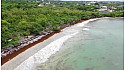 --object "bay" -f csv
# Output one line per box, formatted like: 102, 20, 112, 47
35, 18, 124, 70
